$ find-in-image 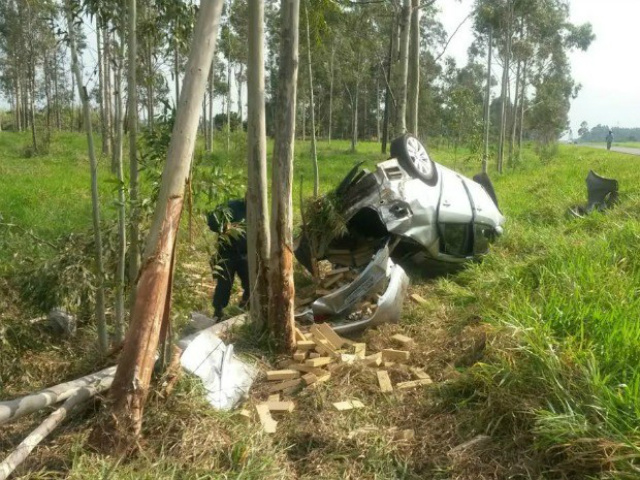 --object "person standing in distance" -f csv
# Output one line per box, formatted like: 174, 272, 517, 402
606, 130, 614, 151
